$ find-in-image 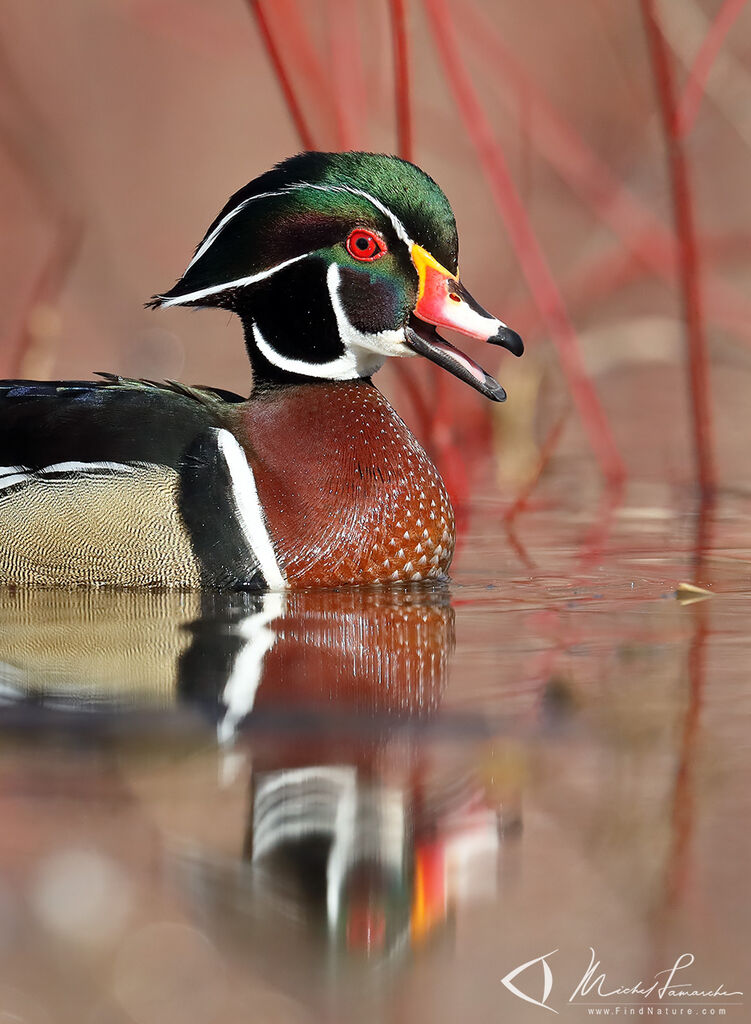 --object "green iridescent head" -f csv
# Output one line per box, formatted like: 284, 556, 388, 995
152, 151, 522, 398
